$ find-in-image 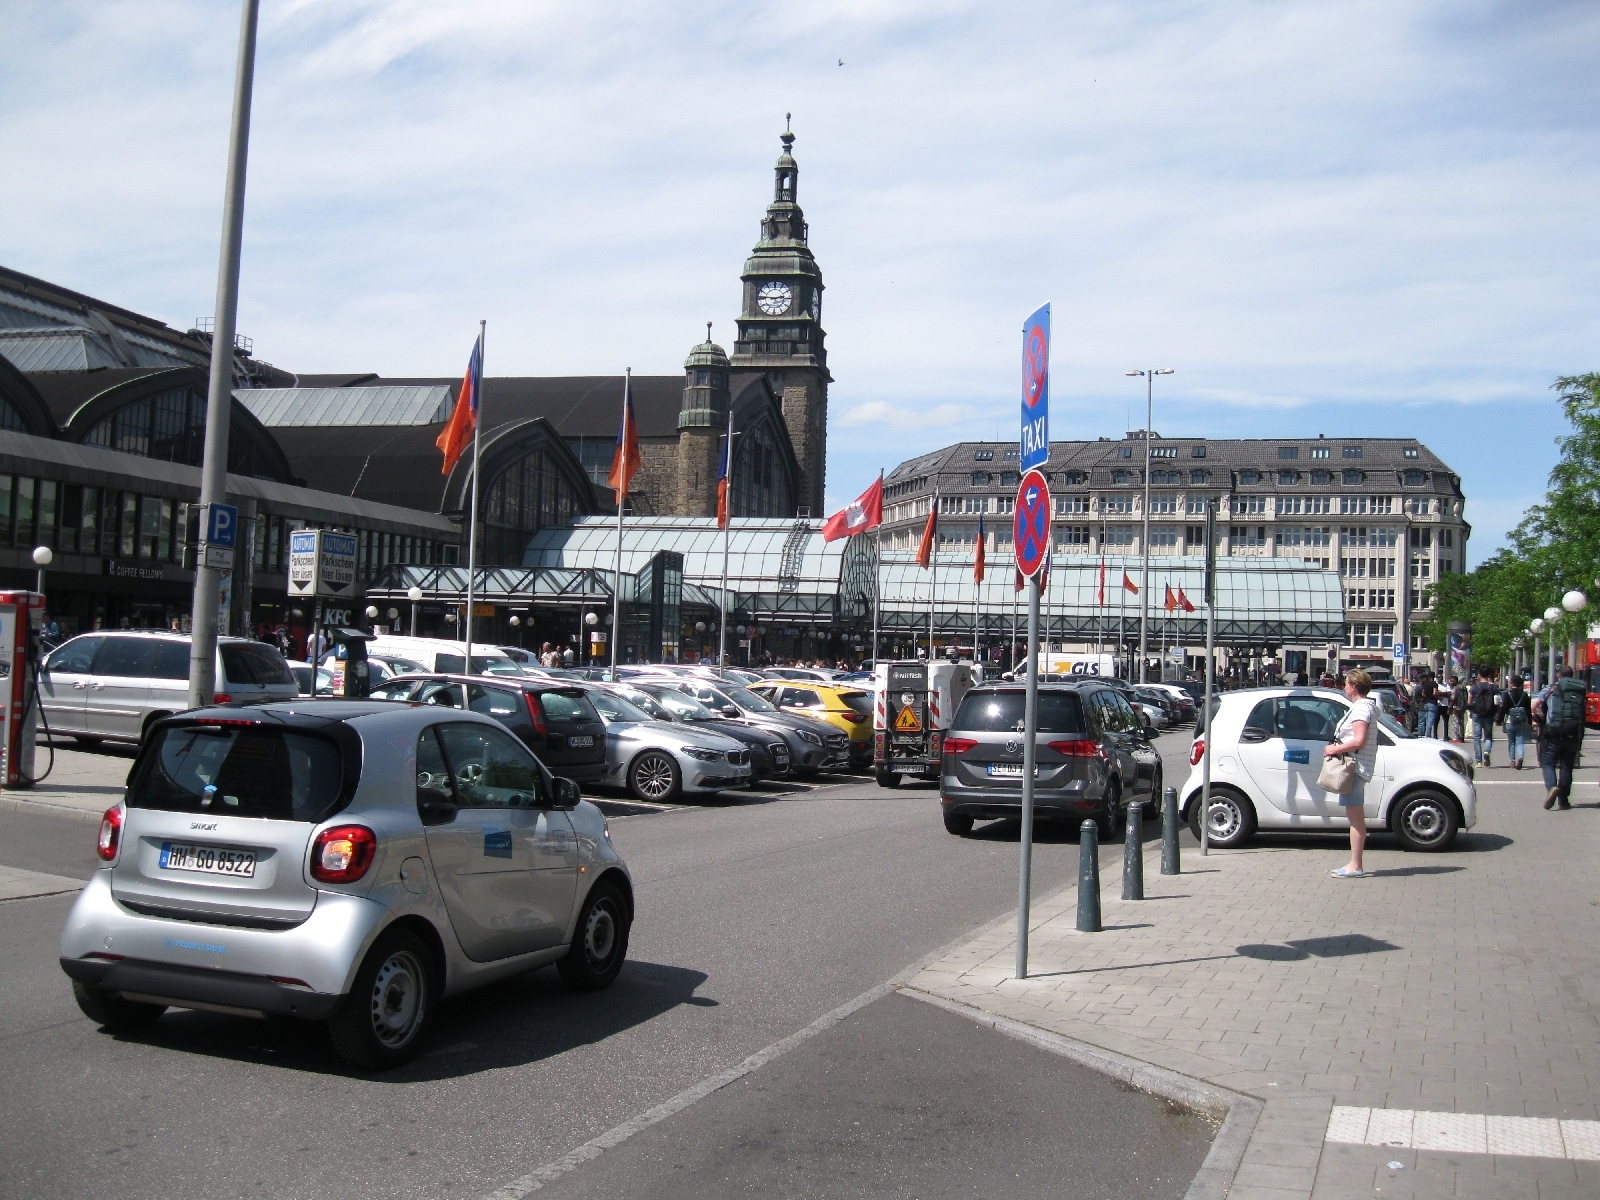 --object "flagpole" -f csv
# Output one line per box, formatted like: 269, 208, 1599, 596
718, 408, 735, 668
1119, 566, 1126, 680
611, 369, 629, 674
972, 516, 982, 669
928, 483, 939, 659
464, 320, 484, 673
871, 468, 883, 668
